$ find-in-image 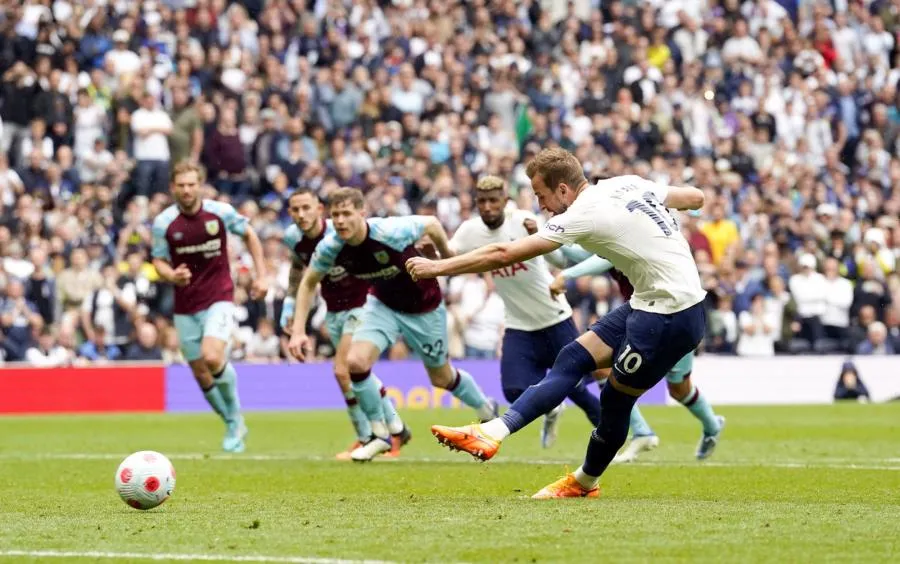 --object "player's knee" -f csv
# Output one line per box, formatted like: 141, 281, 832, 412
346, 350, 373, 377
502, 387, 524, 403
200, 345, 225, 373
667, 376, 692, 401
